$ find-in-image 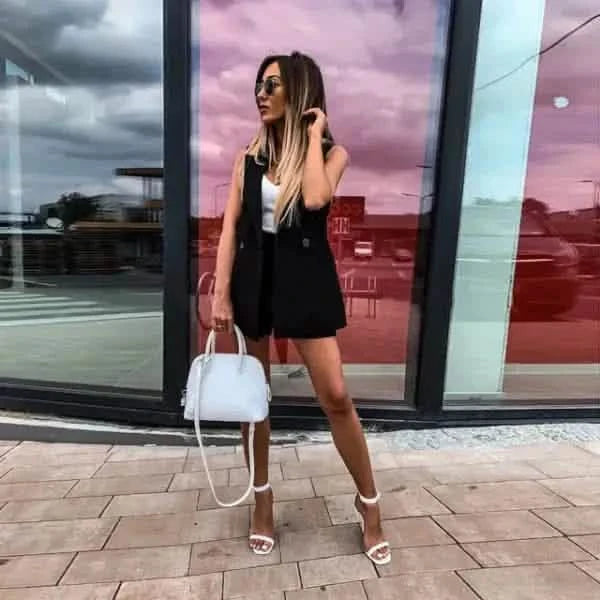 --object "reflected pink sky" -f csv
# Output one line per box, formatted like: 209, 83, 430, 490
194, 0, 444, 216
526, 1, 599, 212
194, 0, 599, 215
